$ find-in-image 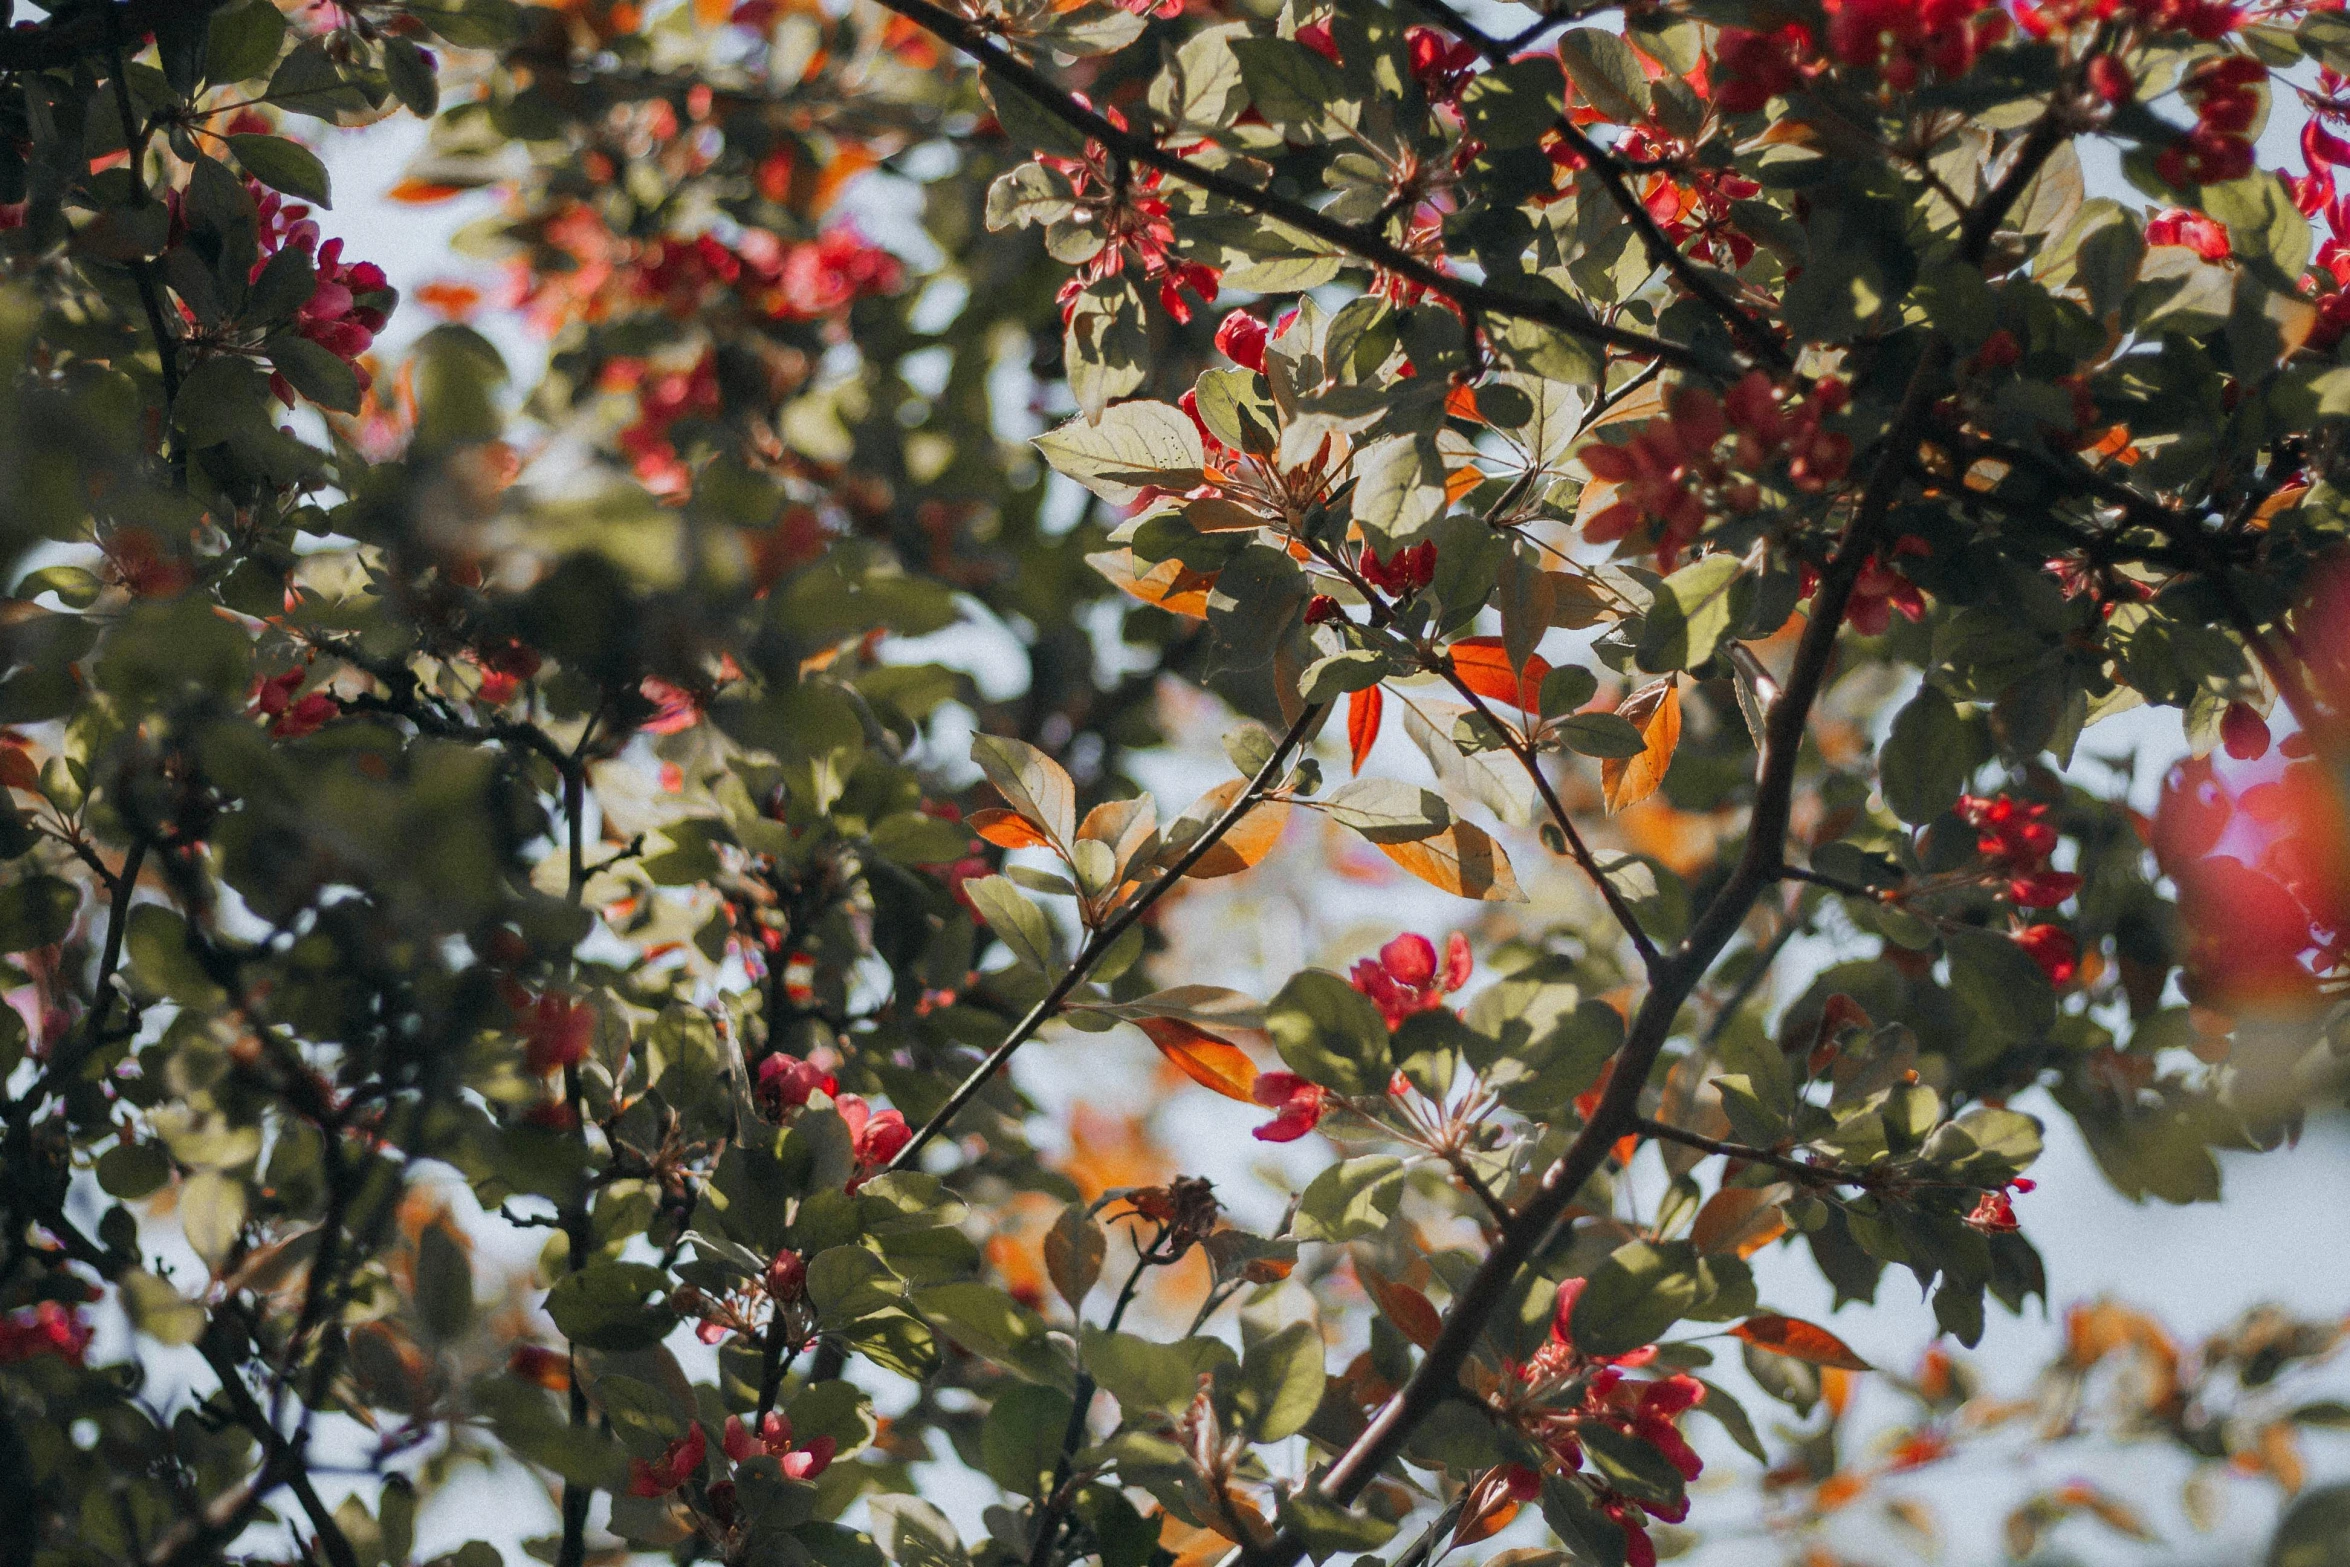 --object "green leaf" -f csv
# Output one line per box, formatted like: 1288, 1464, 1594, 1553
1230, 37, 1351, 137
207, 0, 288, 85
979, 1383, 1074, 1496
1033, 400, 1202, 505
1317, 777, 1450, 843
1079, 1326, 1234, 1416
1881, 685, 1973, 824
545, 1261, 678, 1352
175, 354, 273, 448
268, 331, 362, 413
180, 1170, 248, 1269
382, 36, 440, 119
1276, 1491, 1396, 1563
122, 1269, 207, 1345
1636, 552, 1747, 673
1267, 969, 1392, 1094
1292, 1156, 1406, 1241
1556, 29, 1650, 123
915, 1282, 1072, 1387
1299, 649, 1388, 702
228, 133, 332, 207
970, 733, 1077, 844
1233, 1320, 1327, 1441
0, 874, 79, 952
965, 874, 1055, 973
1569, 1240, 1703, 1359
1459, 57, 1566, 148
416, 1221, 475, 1341
1556, 712, 1649, 758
